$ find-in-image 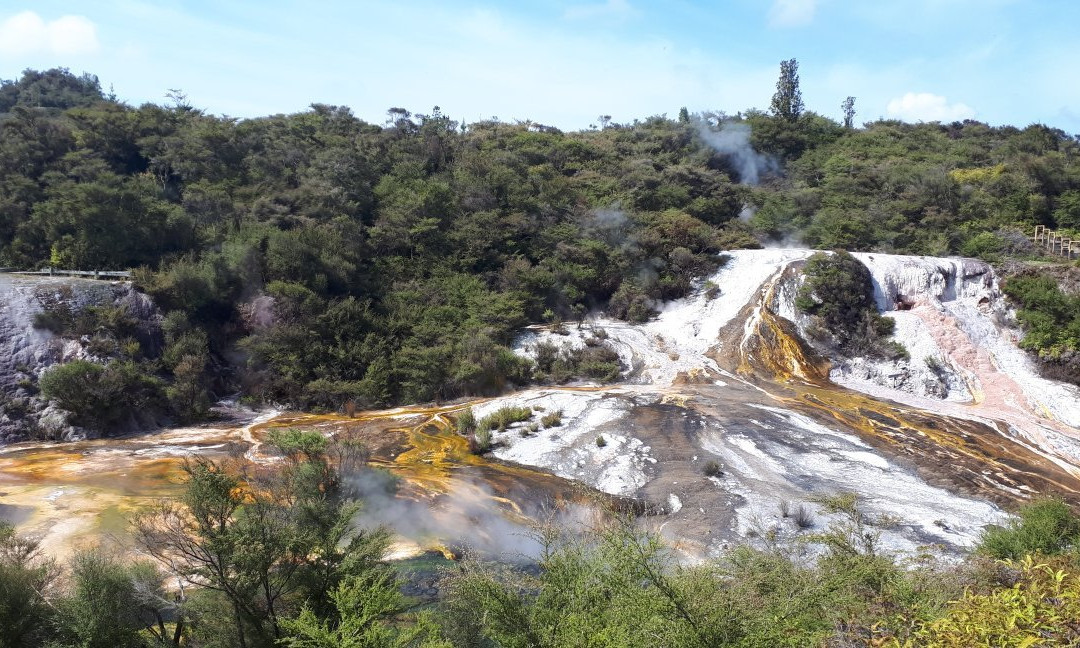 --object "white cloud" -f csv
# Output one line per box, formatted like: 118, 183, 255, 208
564, 0, 638, 21
886, 92, 975, 122
0, 11, 99, 57
768, 0, 817, 27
